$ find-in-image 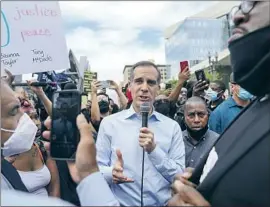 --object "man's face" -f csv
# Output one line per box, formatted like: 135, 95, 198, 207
130, 66, 159, 111
229, 1, 270, 43
210, 83, 222, 93
230, 83, 240, 96
1, 83, 24, 144
184, 103, 208, 131
179, 88, 187, 101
